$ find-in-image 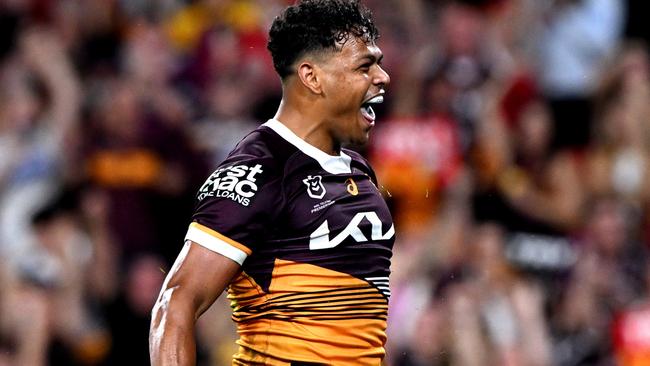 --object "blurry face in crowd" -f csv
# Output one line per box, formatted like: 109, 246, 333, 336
597, 46, 649, 146
411, 304, 445, 360
600, 97, 640, 146
471, 224, 512, 285
439, 3, 483, 57
0, 74, 39, 132
125, 254, 166, 315
125, 23, 174, 85
517, 101, 552, 158
208, 76, 250, 119
473, 224, 506, 269
206, 27, 241, 73
425, 75, 455, 114
317, 37, 390, 148
100, 81, 141, 142
621, 46, 650, 86
587, 198, 627, 255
